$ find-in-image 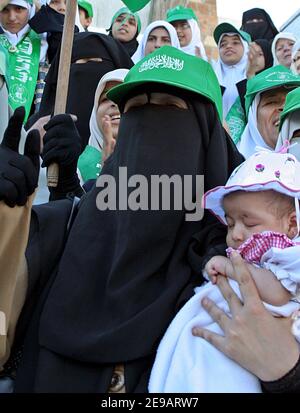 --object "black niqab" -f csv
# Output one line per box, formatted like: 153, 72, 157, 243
15, 91, 242, 393
241, 8, 278, 42
37, 32, 133, 150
